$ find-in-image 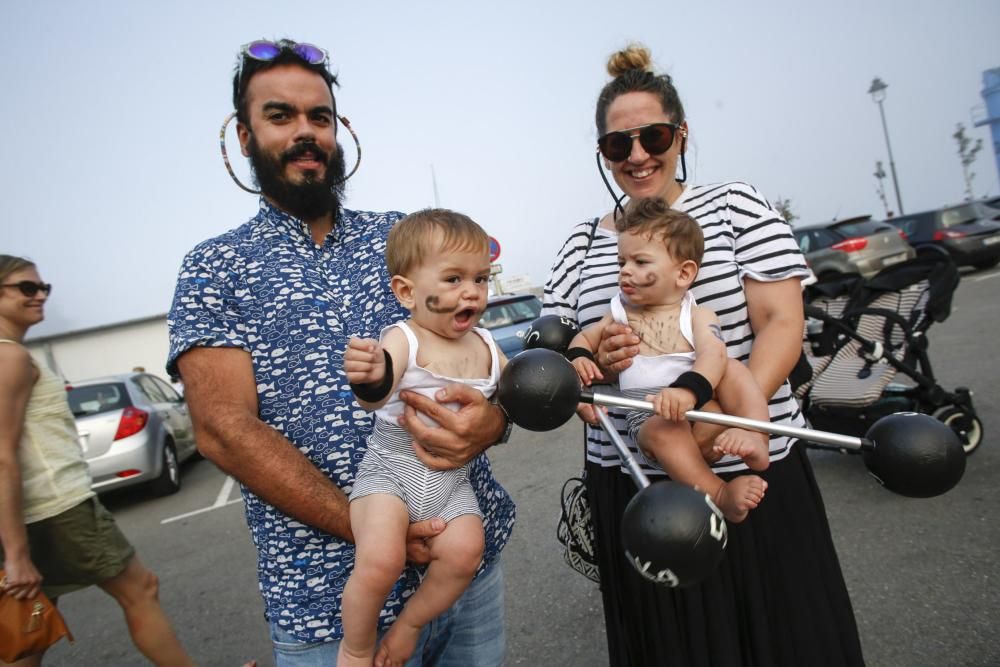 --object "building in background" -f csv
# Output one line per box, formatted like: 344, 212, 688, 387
26, 313, 170, 383
975, 67, 1000, 193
